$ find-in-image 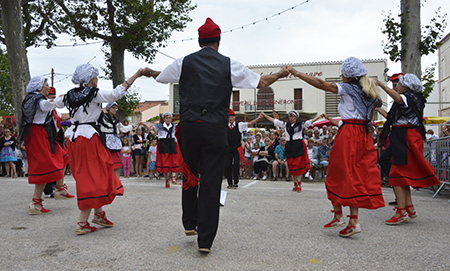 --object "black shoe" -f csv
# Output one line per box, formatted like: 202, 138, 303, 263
285, 178, 291, 182
271, 178, 277, 181
143, 174, 149, 177
227, 185, 233, 189
233, 184, 238, 189
185, 229, 198, 236
388, 200, 397, 206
